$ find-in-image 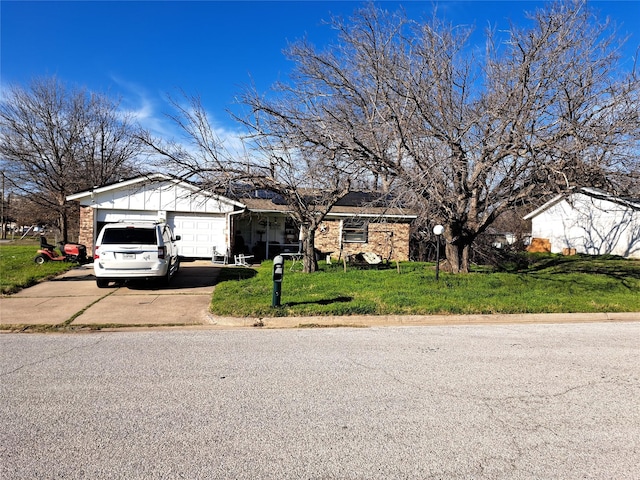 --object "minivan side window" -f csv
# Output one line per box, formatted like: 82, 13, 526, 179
101, 228, 157, 245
